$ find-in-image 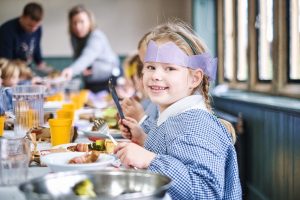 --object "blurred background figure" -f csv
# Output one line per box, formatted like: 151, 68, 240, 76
0, 59, 20, 87
61, 5, 119, 93
0, 2, 52, 75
